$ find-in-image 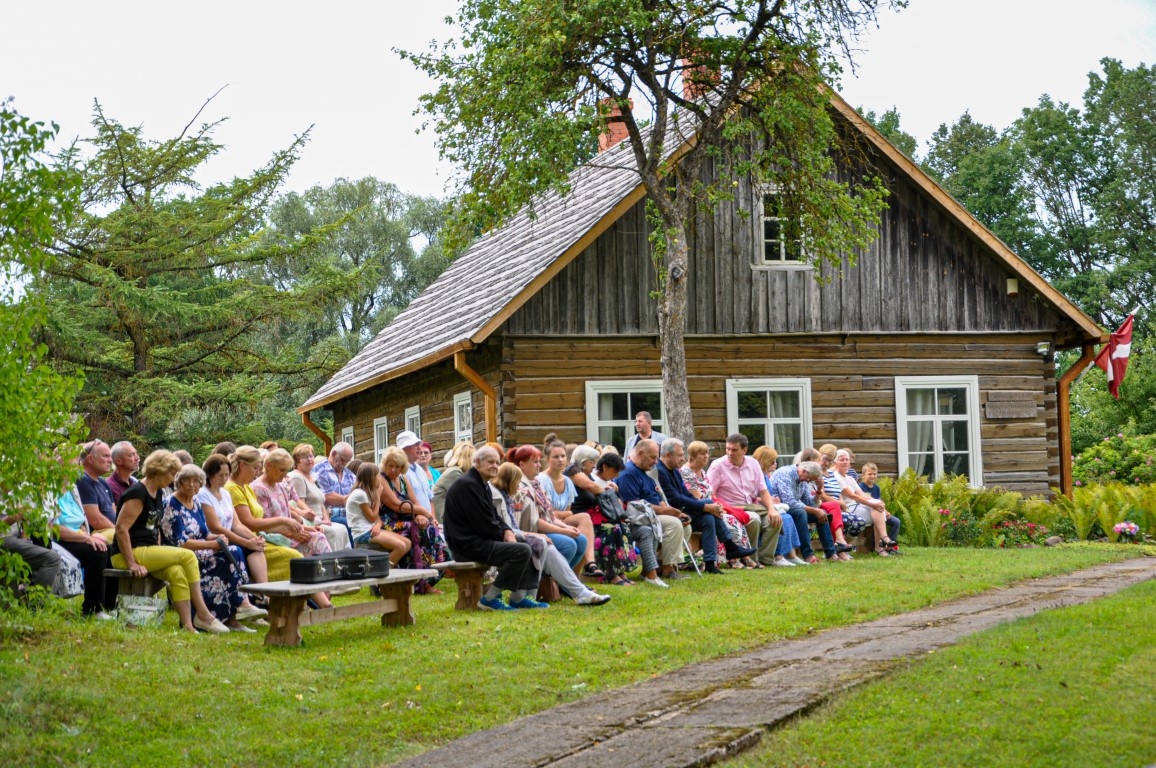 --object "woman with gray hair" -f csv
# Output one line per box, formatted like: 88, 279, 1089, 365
162, 464, 265, 632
